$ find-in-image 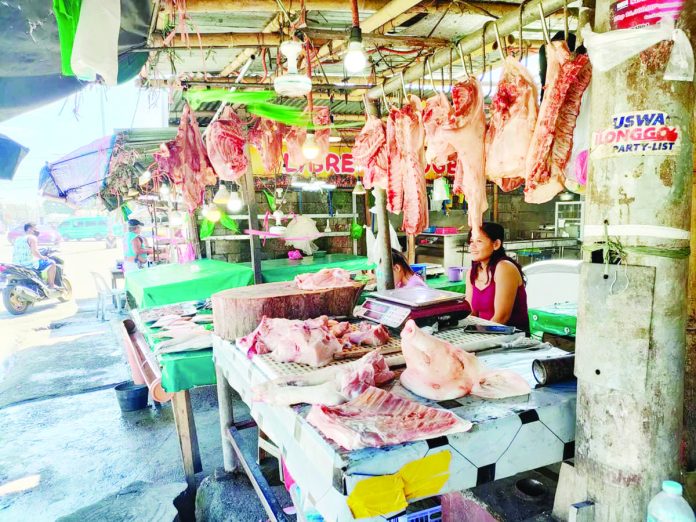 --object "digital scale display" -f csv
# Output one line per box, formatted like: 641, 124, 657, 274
363, 301, 390, 313
355, 298, 412, 328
